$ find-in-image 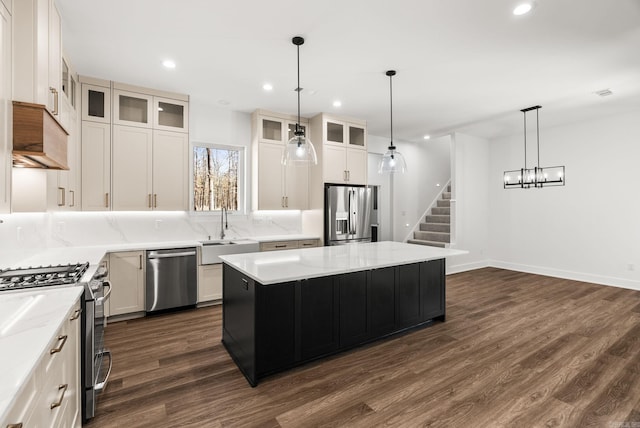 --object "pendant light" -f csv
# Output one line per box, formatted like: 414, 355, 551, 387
503, 105, 565, 189
378, 70, 407, 174
282, 36, 317, 165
